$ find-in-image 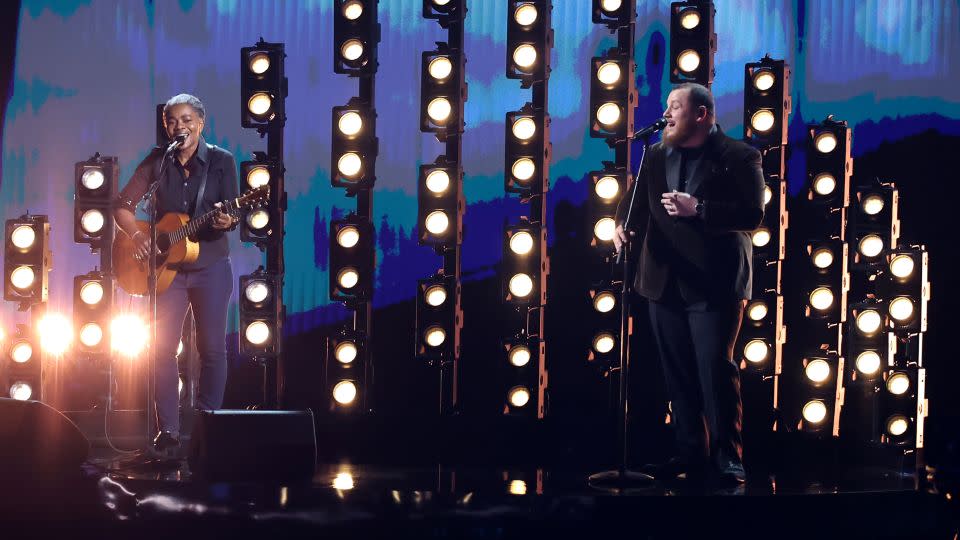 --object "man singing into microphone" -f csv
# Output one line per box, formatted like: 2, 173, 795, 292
614, 83, 765, 487
113, 93, 240, 455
